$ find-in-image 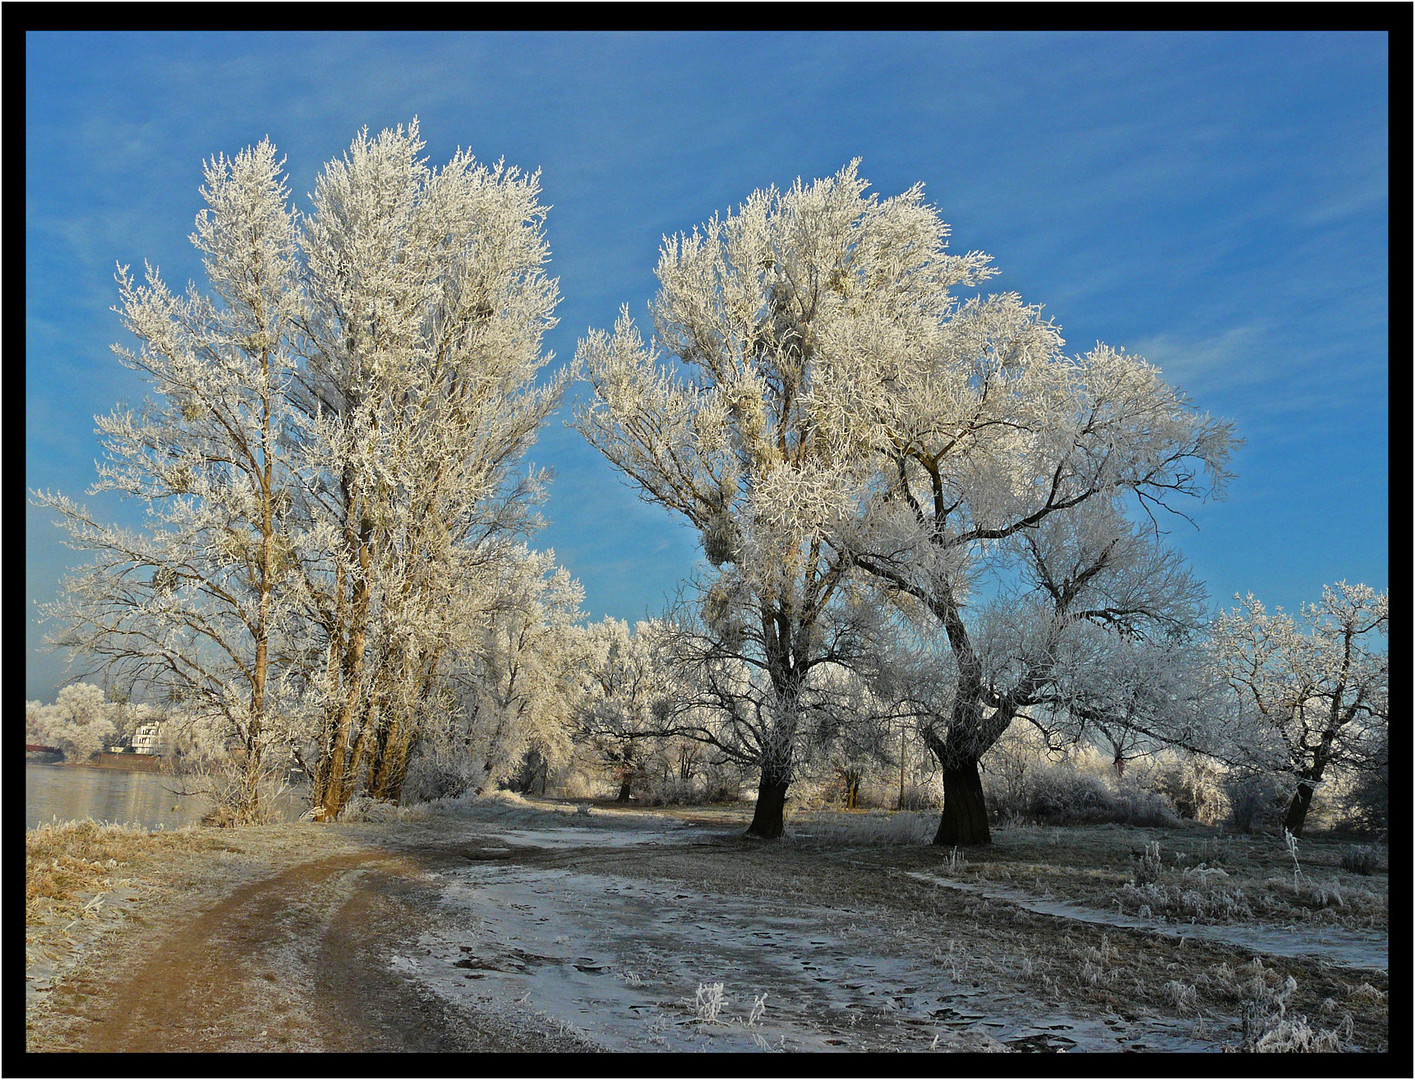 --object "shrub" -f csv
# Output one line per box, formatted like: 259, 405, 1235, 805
1132, 840, 1164, 885
1223, 769, 1290, 834
786, 808, 936, 846
554, 769, 611, 801
1118, 880, 1254, 922
638, 764, 745, 807
338, 794, 428, 823
1227, 973, 1349, 1053
1025, 764, 1113, 823
985, 758, 1180, 828
400, 751, 487, 805
1338, 845, 1381, 876
1338, 759, 1389, 838
1144, 753, 1228, 825
896, 781, 939, 811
